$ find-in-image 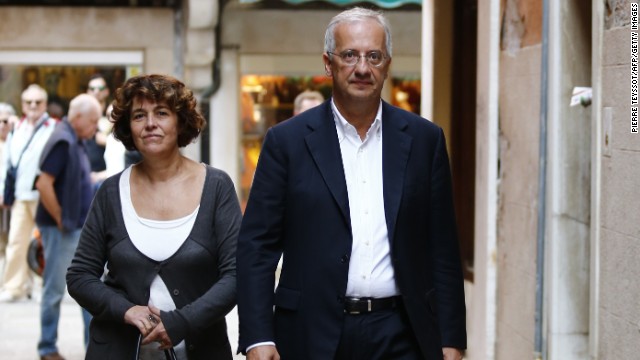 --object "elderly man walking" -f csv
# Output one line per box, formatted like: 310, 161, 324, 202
35, 93, 101, 360
0, 84, 57, 302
